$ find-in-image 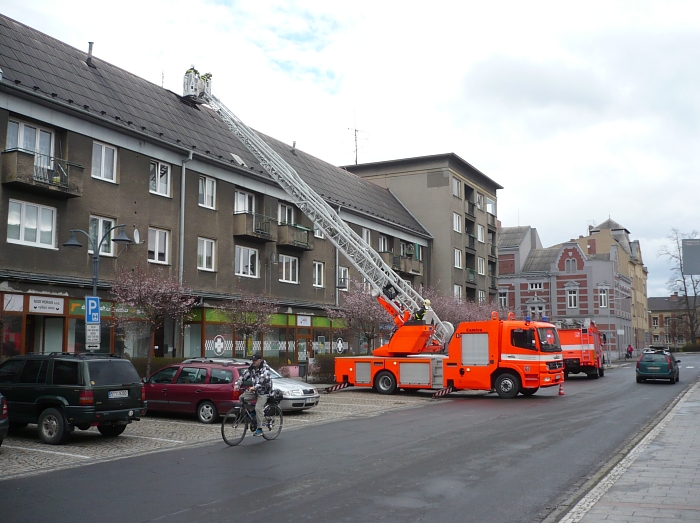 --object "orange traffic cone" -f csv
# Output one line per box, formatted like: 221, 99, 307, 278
558, 382, 565, 396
